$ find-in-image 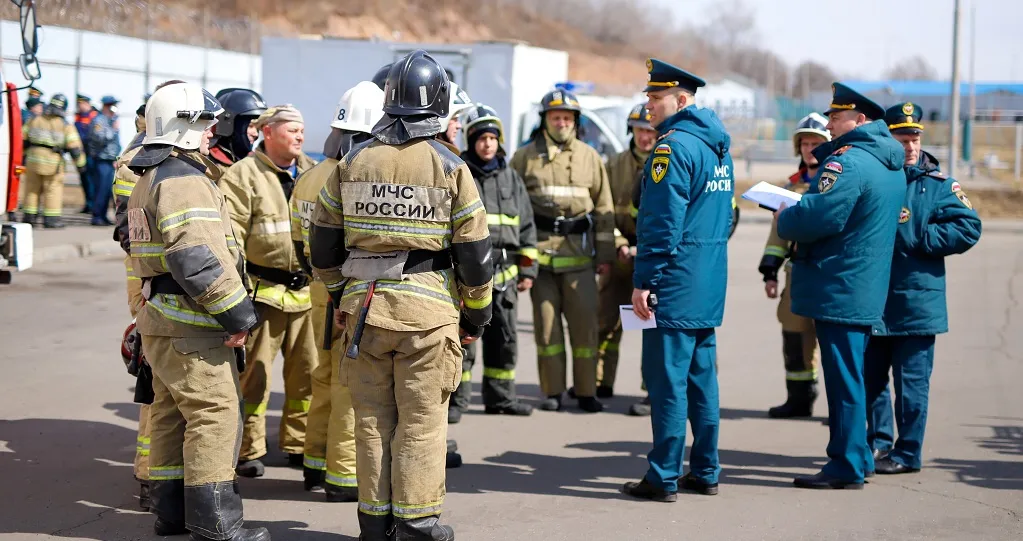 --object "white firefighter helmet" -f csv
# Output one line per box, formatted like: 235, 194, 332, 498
461, 103, 504, 147
439, 82, 474, 128
331, 81, 385, 133
143, 83, 223, 150
792, 112, 831, 156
